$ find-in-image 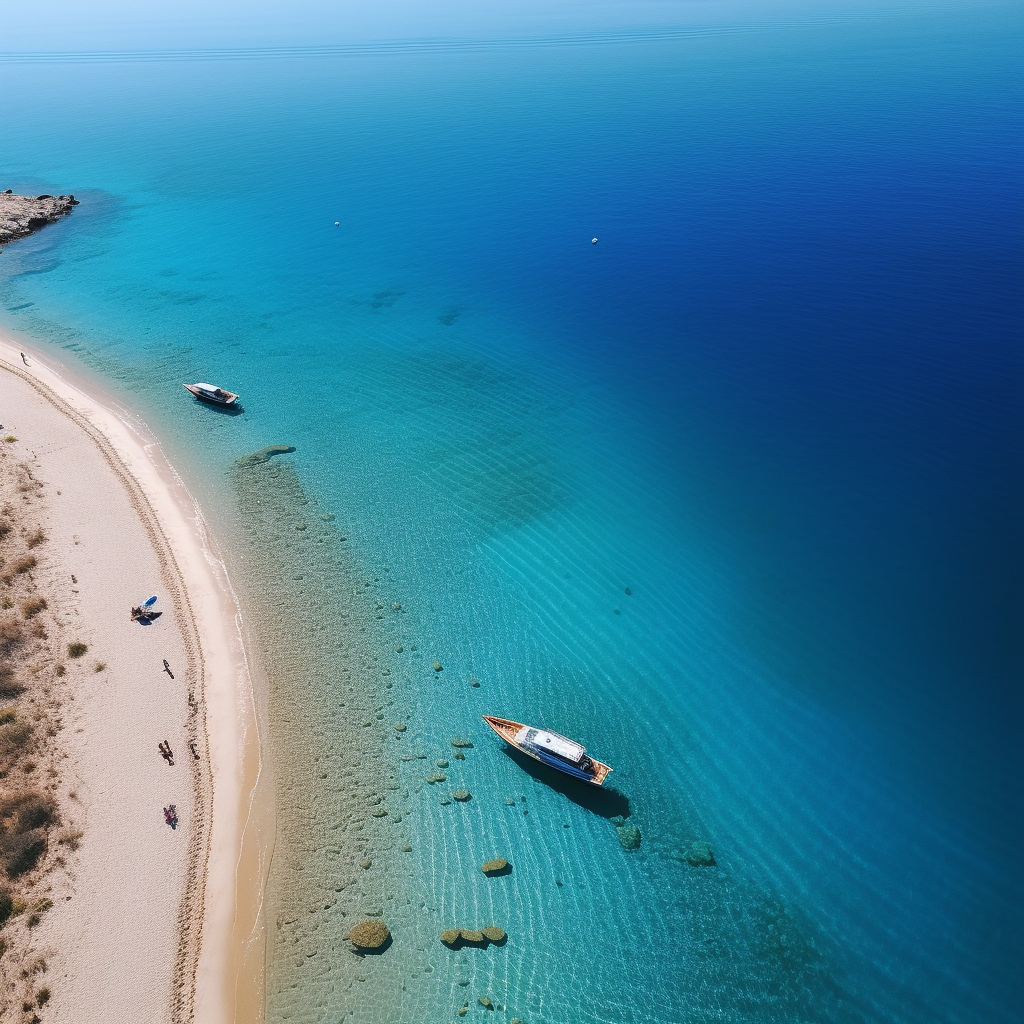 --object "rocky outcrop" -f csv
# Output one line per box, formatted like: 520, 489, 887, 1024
0, 191, 78, 246
481, 858, 511, 876
440, 926, 507, 949
681, 840, 715, 866
235, 445, 296, 468
349, 919, 390, 951
616, 824, 642, 850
